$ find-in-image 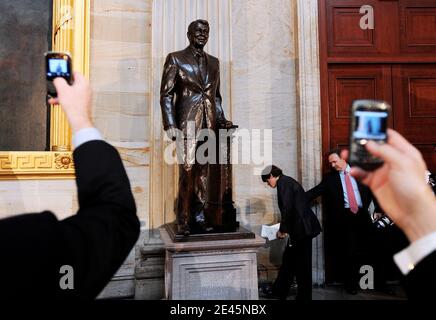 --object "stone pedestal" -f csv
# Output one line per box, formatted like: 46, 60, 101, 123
160, 227, 265, 300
